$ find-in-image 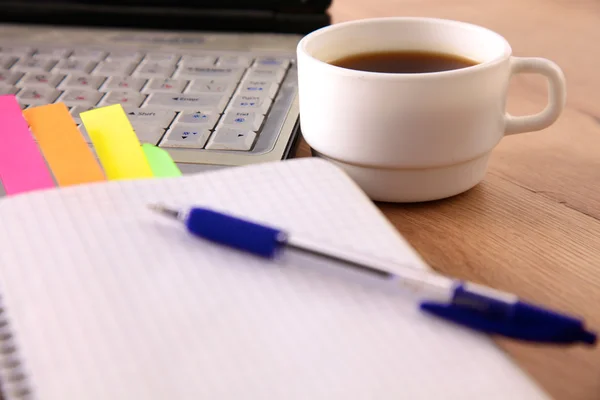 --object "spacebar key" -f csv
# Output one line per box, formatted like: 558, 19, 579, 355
144, 93, 229, 112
